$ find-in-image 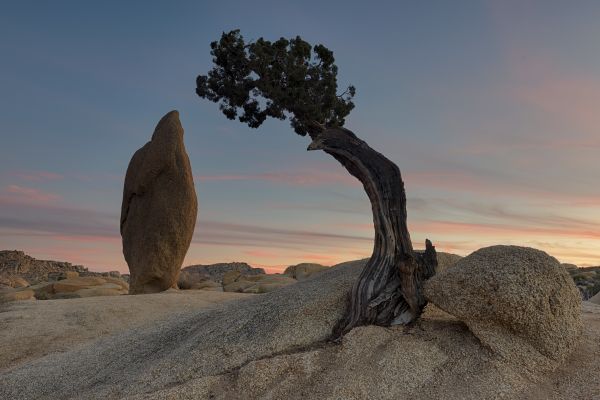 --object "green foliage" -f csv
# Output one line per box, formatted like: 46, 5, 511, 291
196, 30, 355, 136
